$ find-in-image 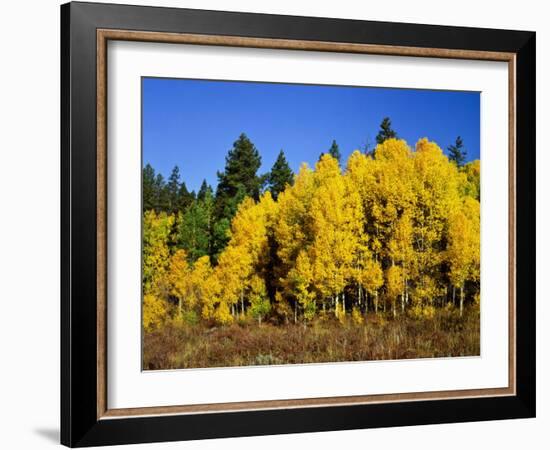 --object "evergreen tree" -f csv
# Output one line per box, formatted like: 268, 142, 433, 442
328, 140, 342, 165
213, 134, 262, 255
143, 163, 157, 212
154, 173, 170, 212
376, 117, 398, 145
211, 217, 231, 263
177, 189, 214, 263
215, 133, 262, 214
267, 150, 294, 200
448, 136, 467, 167
197, 179, 213, 202
212, 185, 248, 260
177, 181, 194, 212
166, 166, 181, 214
